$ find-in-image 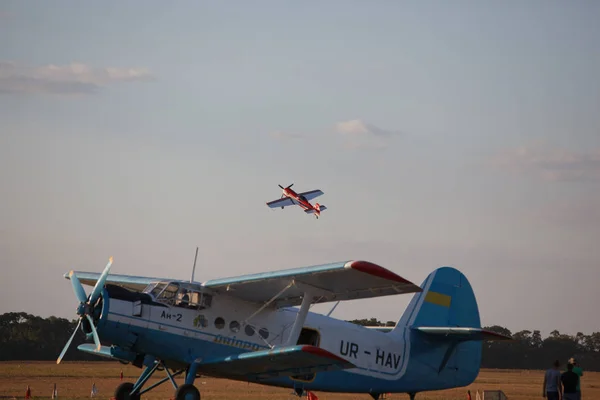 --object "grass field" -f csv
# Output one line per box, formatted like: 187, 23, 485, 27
0, 362, 598, 400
